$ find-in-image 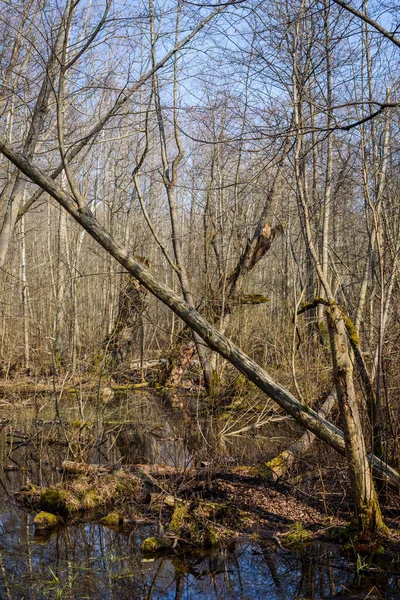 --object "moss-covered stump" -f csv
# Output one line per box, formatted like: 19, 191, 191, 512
168, 502, 190, 534
34, 511, 60, 530
141, 536, 173, 554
